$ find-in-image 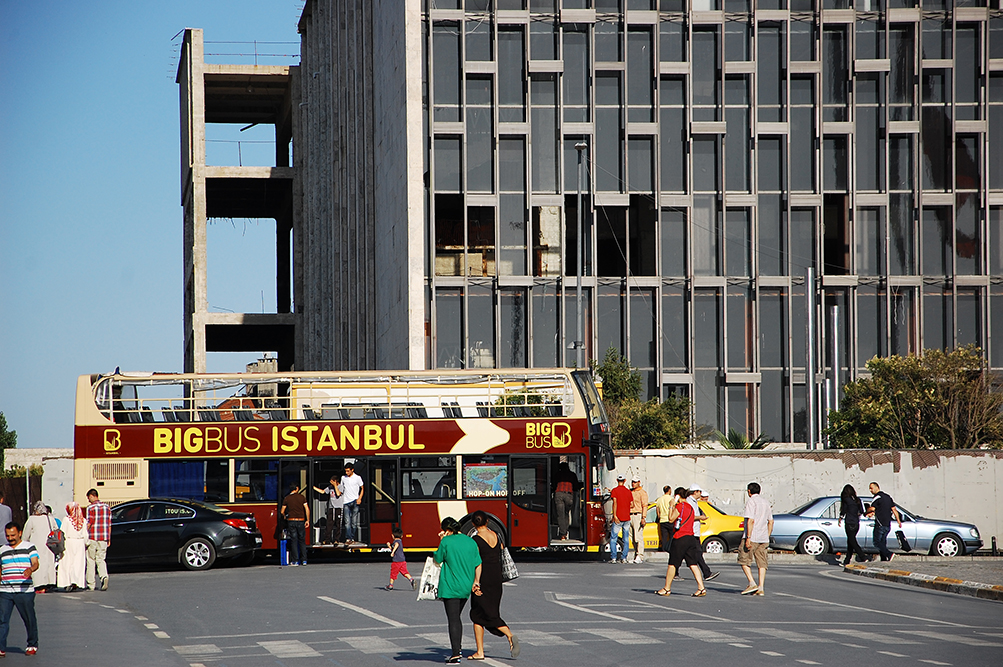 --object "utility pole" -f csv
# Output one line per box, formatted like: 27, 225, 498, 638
806, 268, 817, 450
574, 141, 588, 369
